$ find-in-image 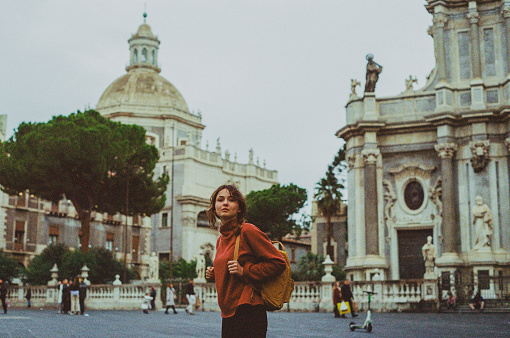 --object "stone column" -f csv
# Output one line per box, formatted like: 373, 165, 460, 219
467, 3, 481, 78
362, 149, 380, 255
434, 143, 458, 254
433, 13, 448, 81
